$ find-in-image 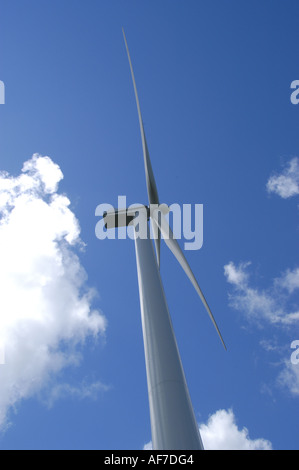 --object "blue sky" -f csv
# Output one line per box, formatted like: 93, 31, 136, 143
0, 0, 298, 450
